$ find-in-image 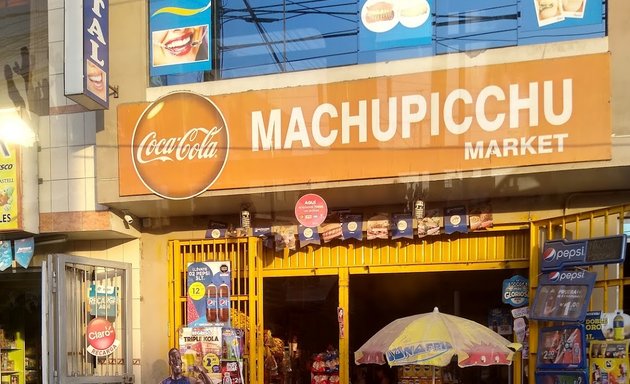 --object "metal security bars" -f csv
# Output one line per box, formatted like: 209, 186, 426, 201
168, 238, 263, 384
46, 254, 133, 384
